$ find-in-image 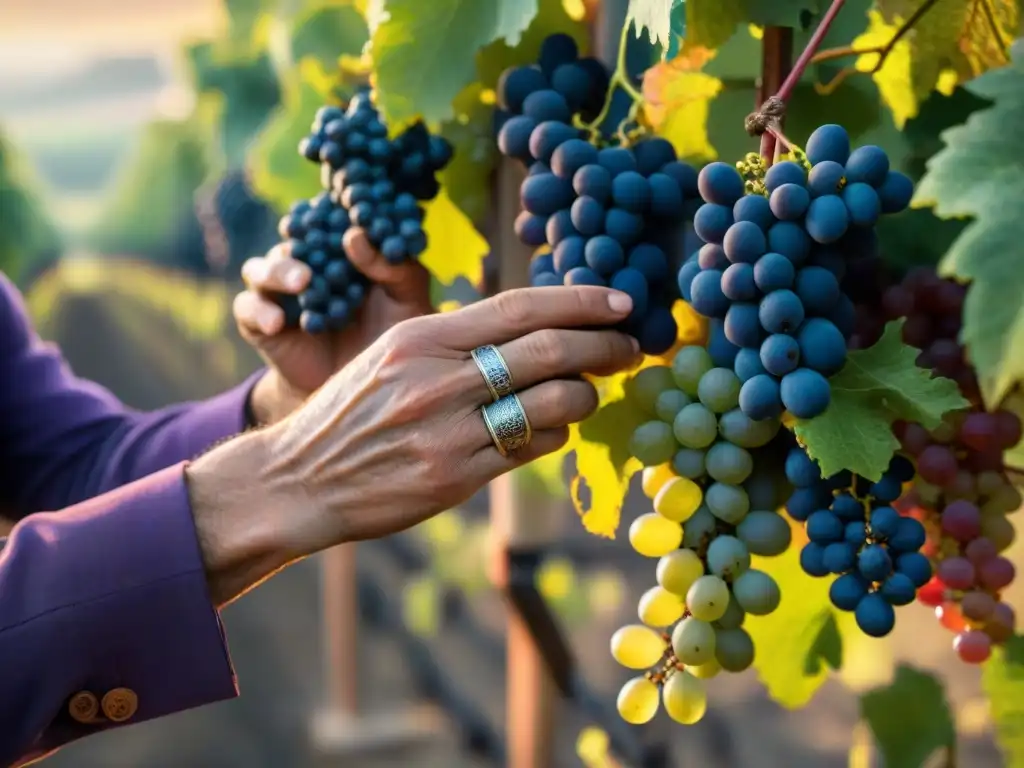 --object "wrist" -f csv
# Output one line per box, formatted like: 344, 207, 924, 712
185, 429, 303, 606
248, 370, 305, 427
